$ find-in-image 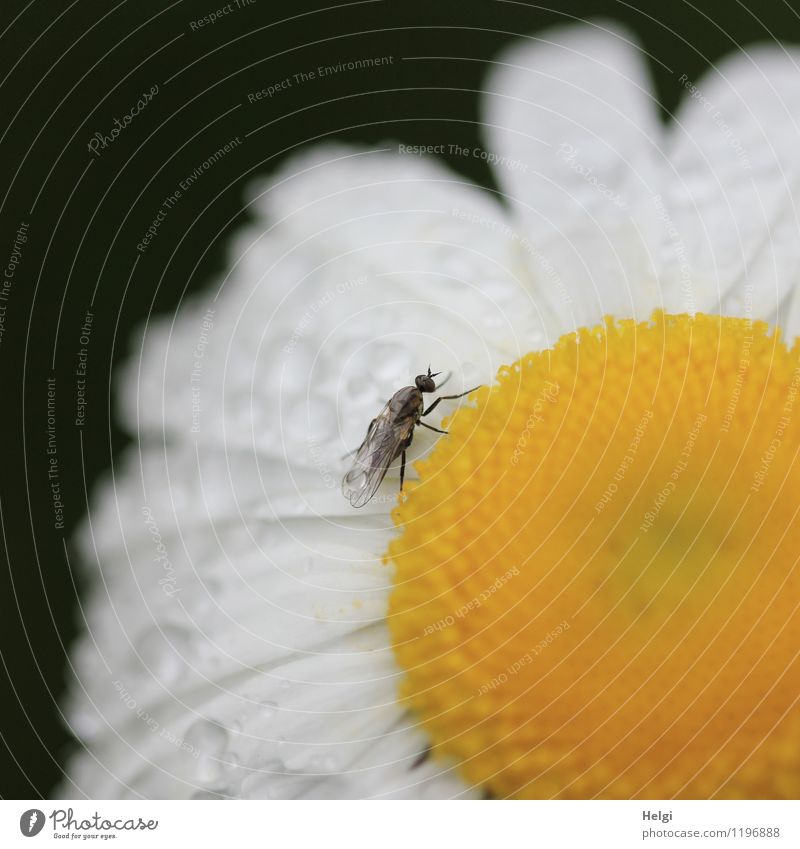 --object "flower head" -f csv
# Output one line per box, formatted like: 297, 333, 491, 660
63, 20, 800, 798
